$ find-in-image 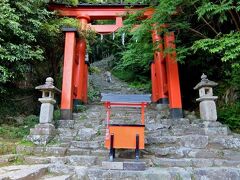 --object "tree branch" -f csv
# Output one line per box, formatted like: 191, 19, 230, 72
201, 17, 219, 35
193, 4, 219, 35
229, 10, 240, 31
189, 28, 208, 38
